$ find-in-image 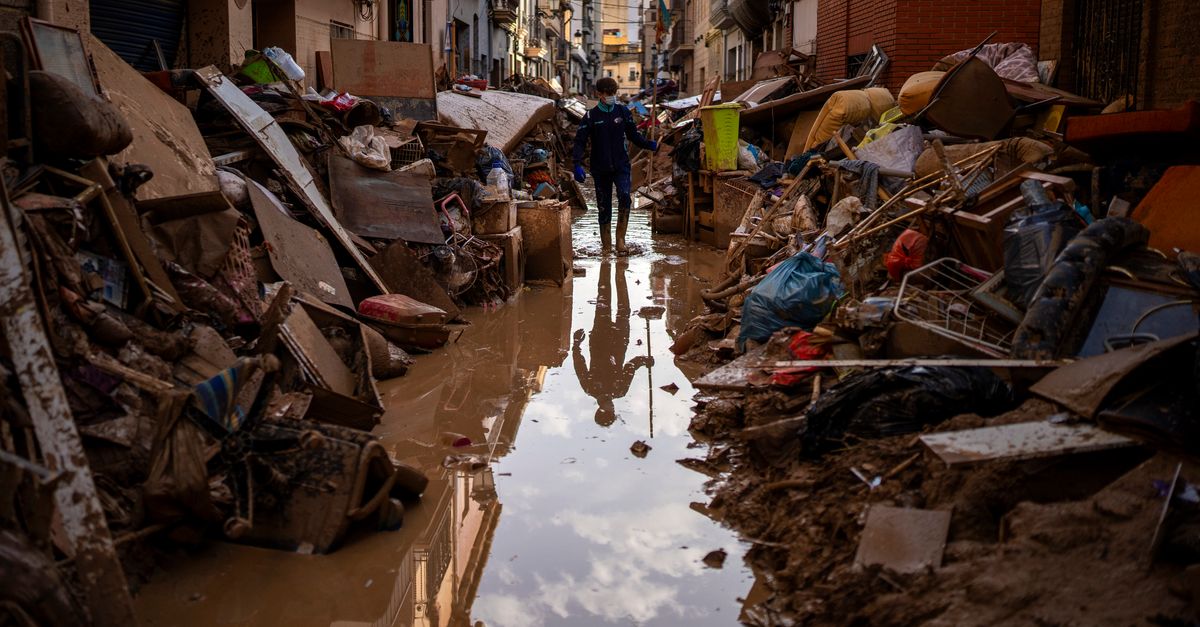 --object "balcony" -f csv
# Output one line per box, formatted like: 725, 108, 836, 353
709, 0, 735, 29
490, 0, 517, 26
669, 19, 693, 56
